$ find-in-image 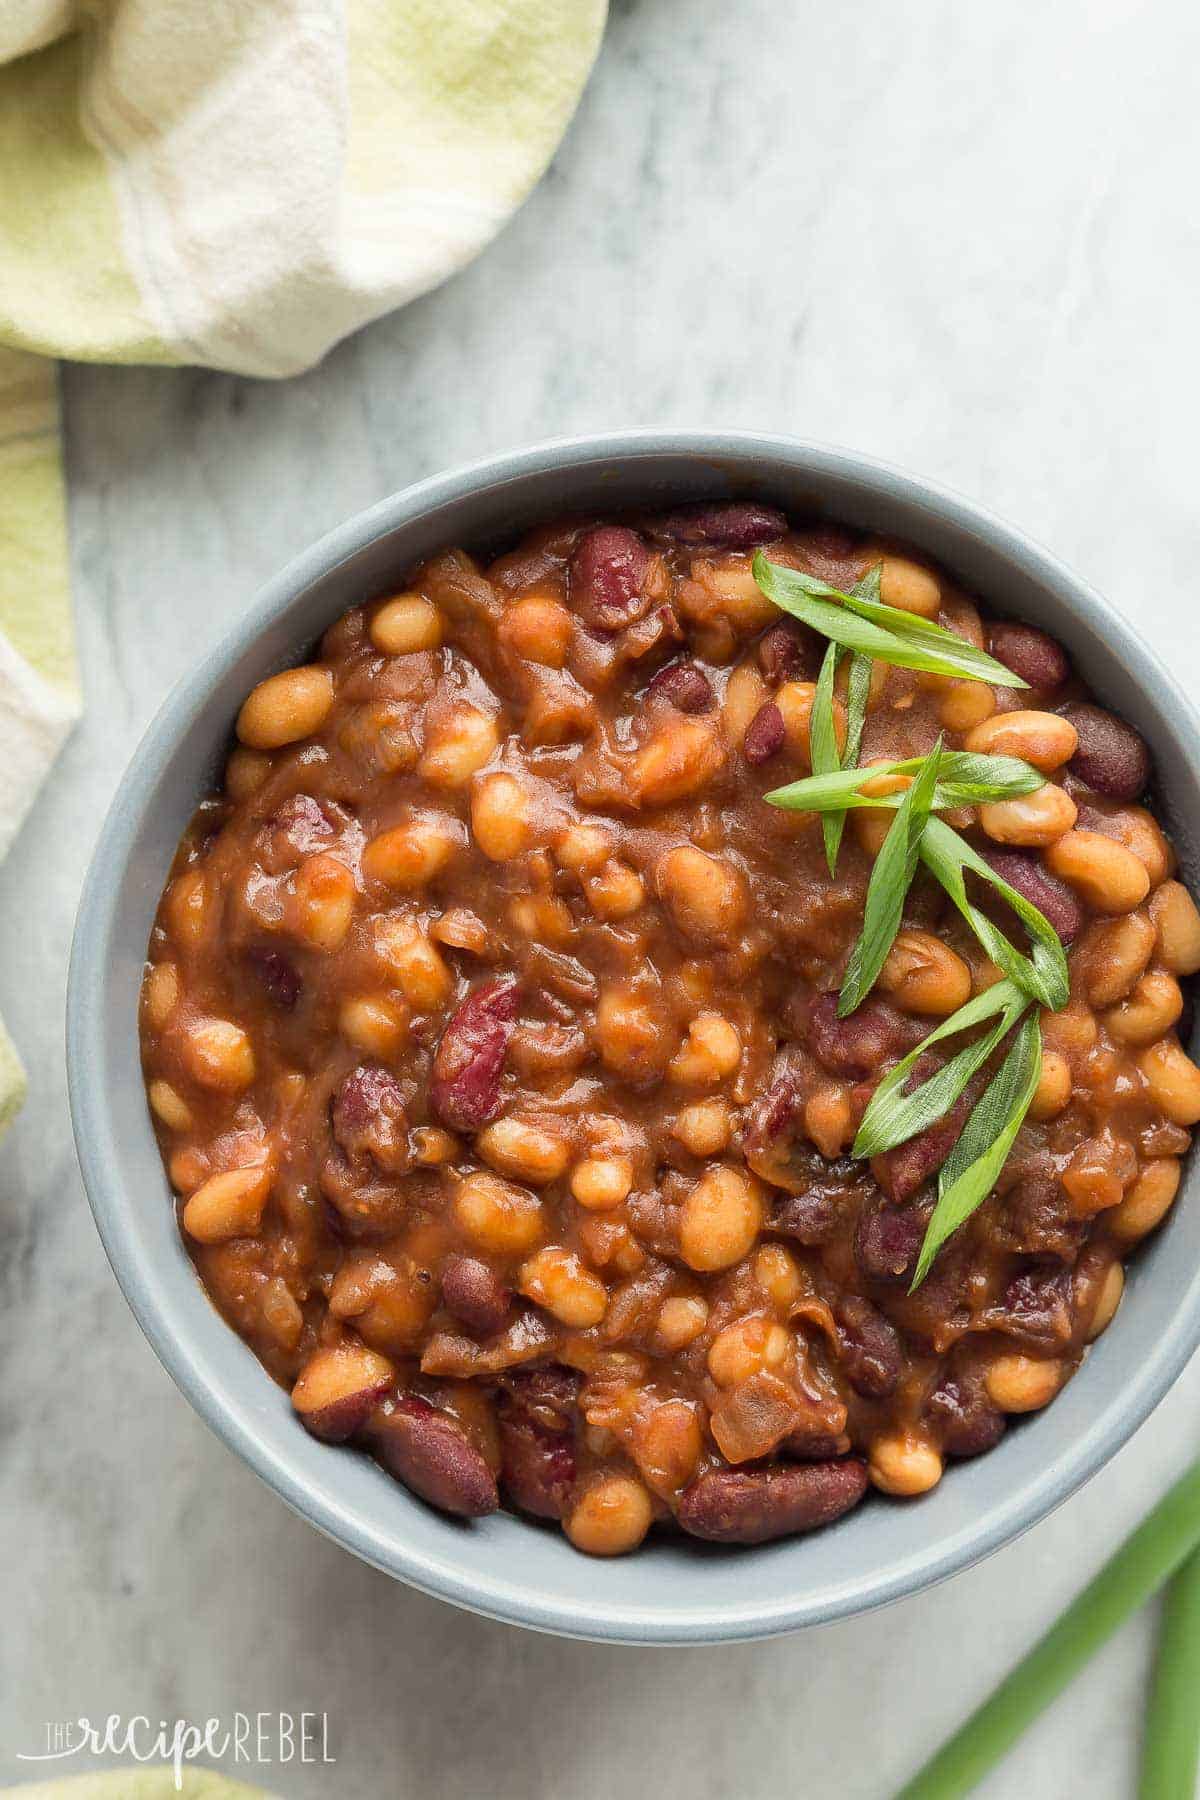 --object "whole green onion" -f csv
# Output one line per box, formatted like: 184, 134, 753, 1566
1141, 1544, 1200, 1799
898, 1457, 1200, 1800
